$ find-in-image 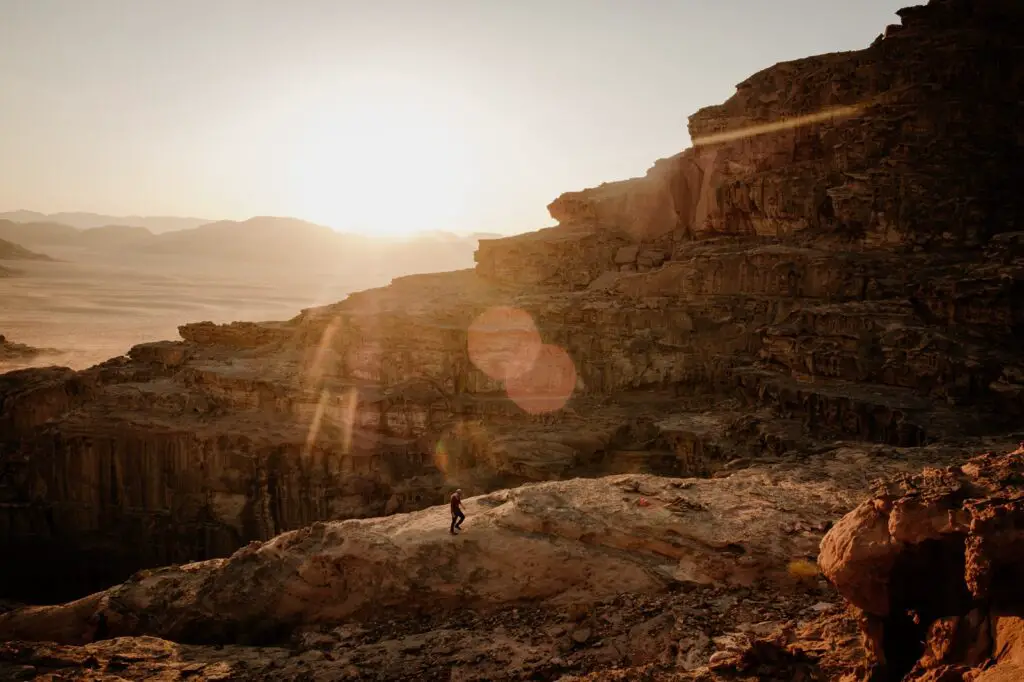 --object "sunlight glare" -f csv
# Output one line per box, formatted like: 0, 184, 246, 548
285, 76, 480, 237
